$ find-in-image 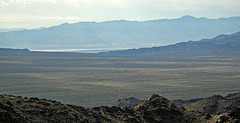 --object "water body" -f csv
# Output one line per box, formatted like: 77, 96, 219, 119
31, 48, 128, 53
